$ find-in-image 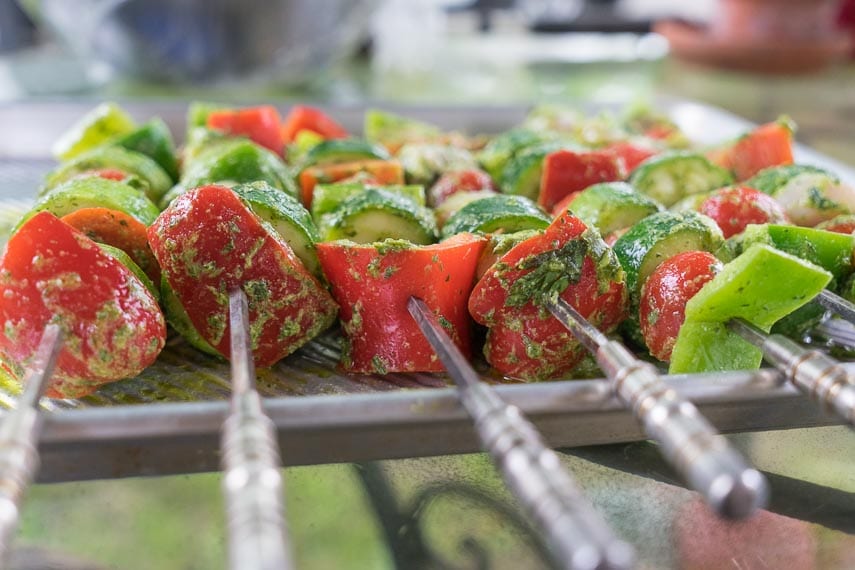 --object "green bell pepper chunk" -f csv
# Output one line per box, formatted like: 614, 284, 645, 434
669, 244, 831, 374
